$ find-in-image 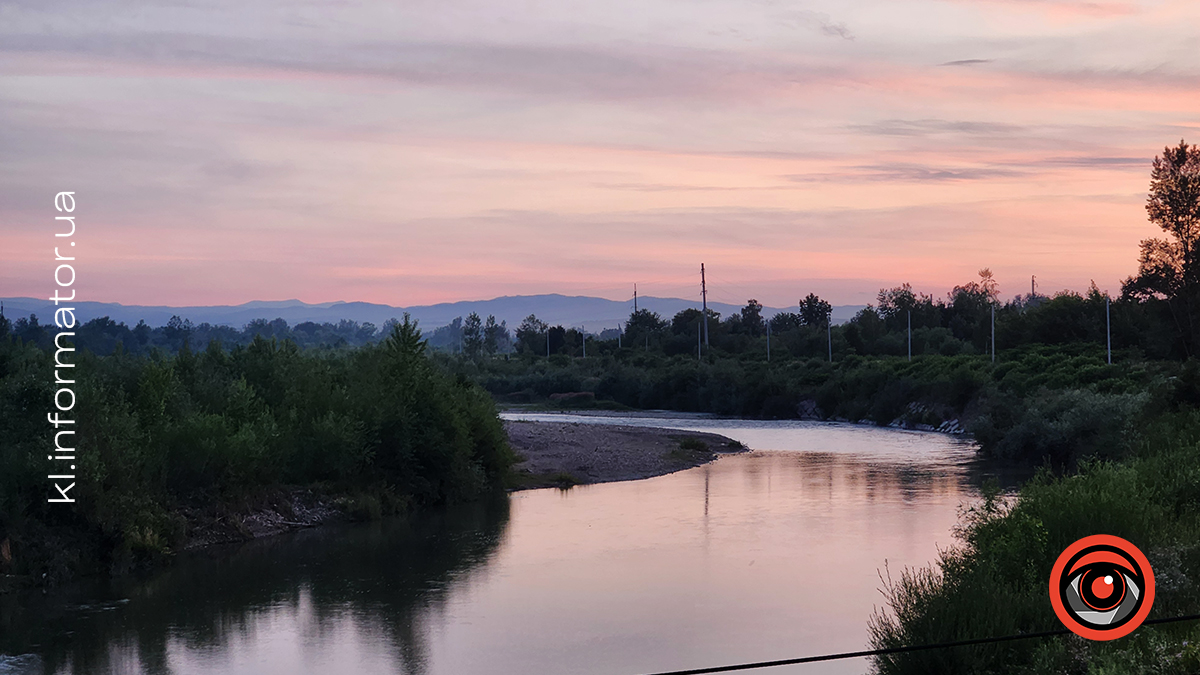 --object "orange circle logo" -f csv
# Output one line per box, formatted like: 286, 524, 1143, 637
1049, 534, 1154, 640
